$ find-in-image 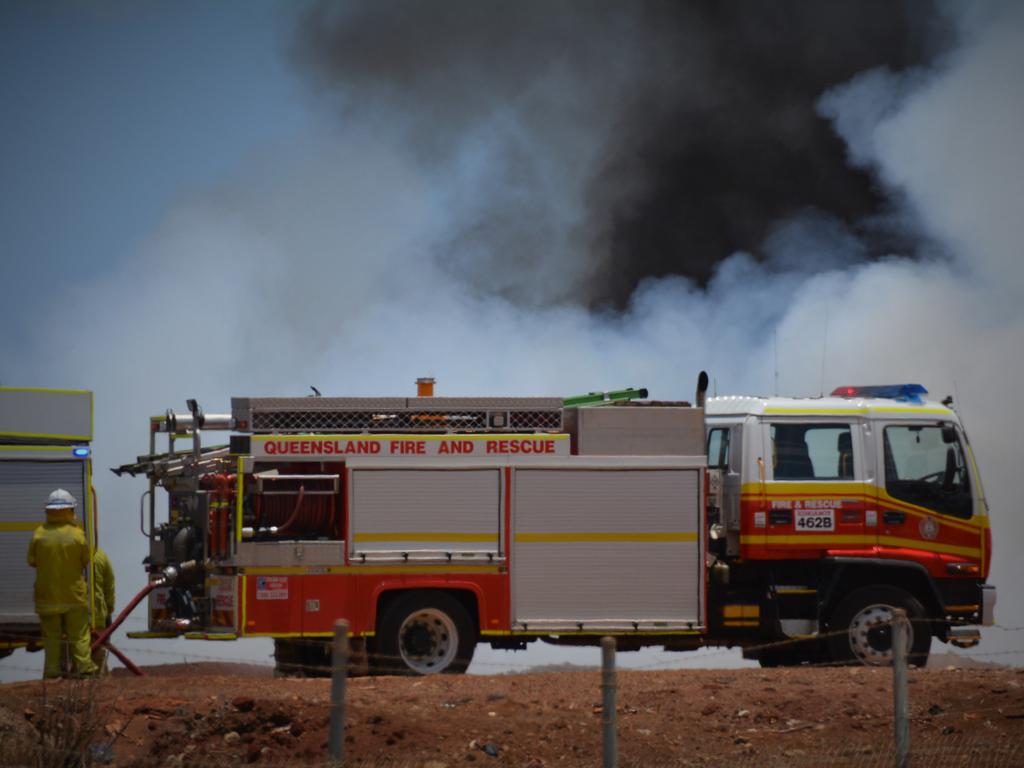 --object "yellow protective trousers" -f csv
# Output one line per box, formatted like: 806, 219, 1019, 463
91, 621, 109, 675
40, 608, 96, 678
